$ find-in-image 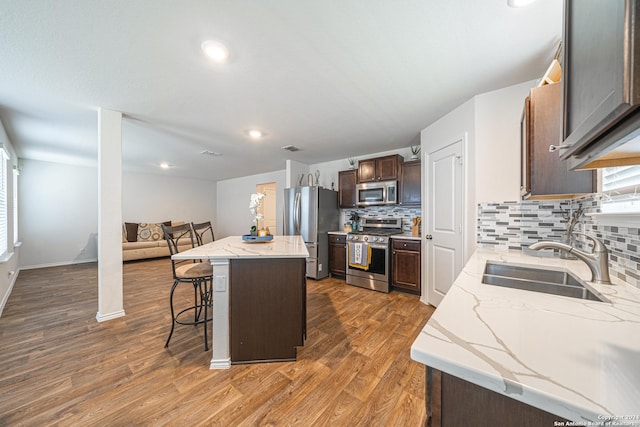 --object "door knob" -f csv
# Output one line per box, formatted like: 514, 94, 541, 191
425, 234, 433, 240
